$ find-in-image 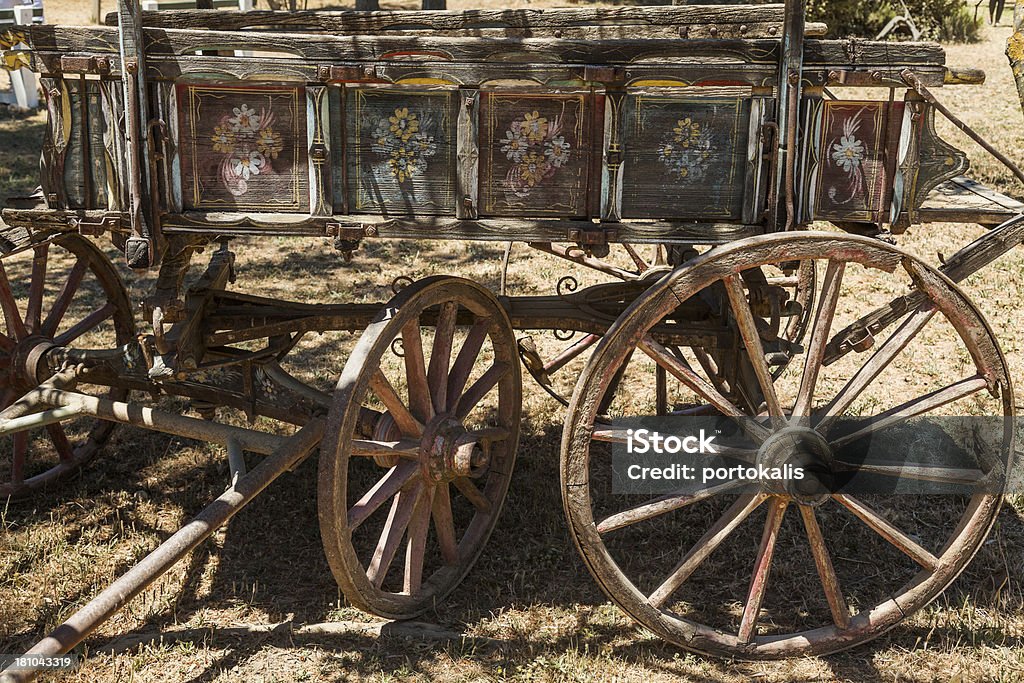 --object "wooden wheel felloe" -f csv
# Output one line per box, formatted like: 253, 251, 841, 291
0, 235, 135, 500
561, 232, 1014, 658
318, 275, 522, 619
